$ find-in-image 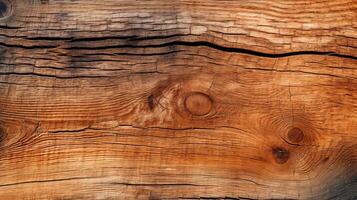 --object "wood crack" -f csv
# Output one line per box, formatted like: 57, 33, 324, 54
65, 40, 357, 60
1, 36, 355, 60
0, 72, 113, 79
0, 176, 101, 188
175, 196, 292, 200
108, 182, 208, 187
